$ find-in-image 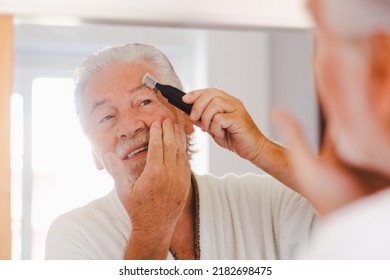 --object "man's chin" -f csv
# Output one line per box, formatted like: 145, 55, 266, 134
126, 159, 146, 183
